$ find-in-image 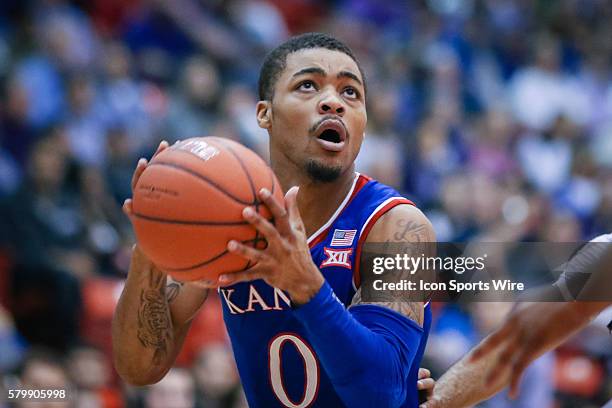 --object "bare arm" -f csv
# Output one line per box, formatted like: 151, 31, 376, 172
111, 246, 209, 385
352, 204, 437, 326
111, 141, 209, 385
422, 340, 510, 408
